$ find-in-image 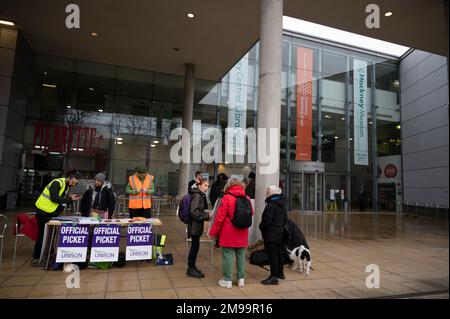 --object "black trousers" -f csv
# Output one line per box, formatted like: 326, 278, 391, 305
32, 214, 52, 260
129, 208, 152, 218
264, 241, 284, 278
359, 201, 367, 212
187, 235, 200, 268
